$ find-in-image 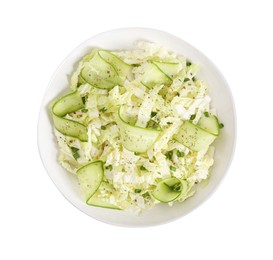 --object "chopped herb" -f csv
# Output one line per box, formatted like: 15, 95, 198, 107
177, 150, 185, 157
135, 189, 142, 193
99, 107, 107, 112
142, 192, 150, 198
151, 111, 157, 117
81, 108, 88, 113
134, 152, 140, 155
170, 166, 176, 172
204, 111, 209, 117
140, 165, 147, 171
184, 78, 190, 82
192, 77, 196, 81
81, 96, 87, 104
147, 120, 160, 130
165, 151, 173, 160
70, 147, 79, 153
106, 165, 113, 170
70, 147, 80, 160
176, 92, 180, 96
219, 123, 224, 129
190, 114, 196, 120
101, 125, 106, 130
167, 122, 172, 125
73, 152, 80, 160
186, 61, 192, 66
172, 183, 181, 192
